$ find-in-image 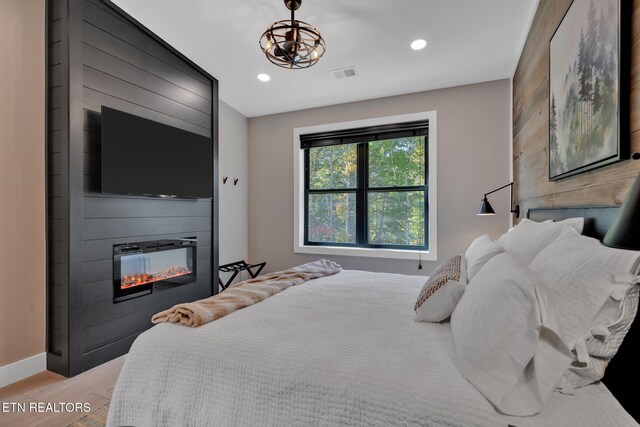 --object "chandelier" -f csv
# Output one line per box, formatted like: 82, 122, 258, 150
259, 0, 326, 69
